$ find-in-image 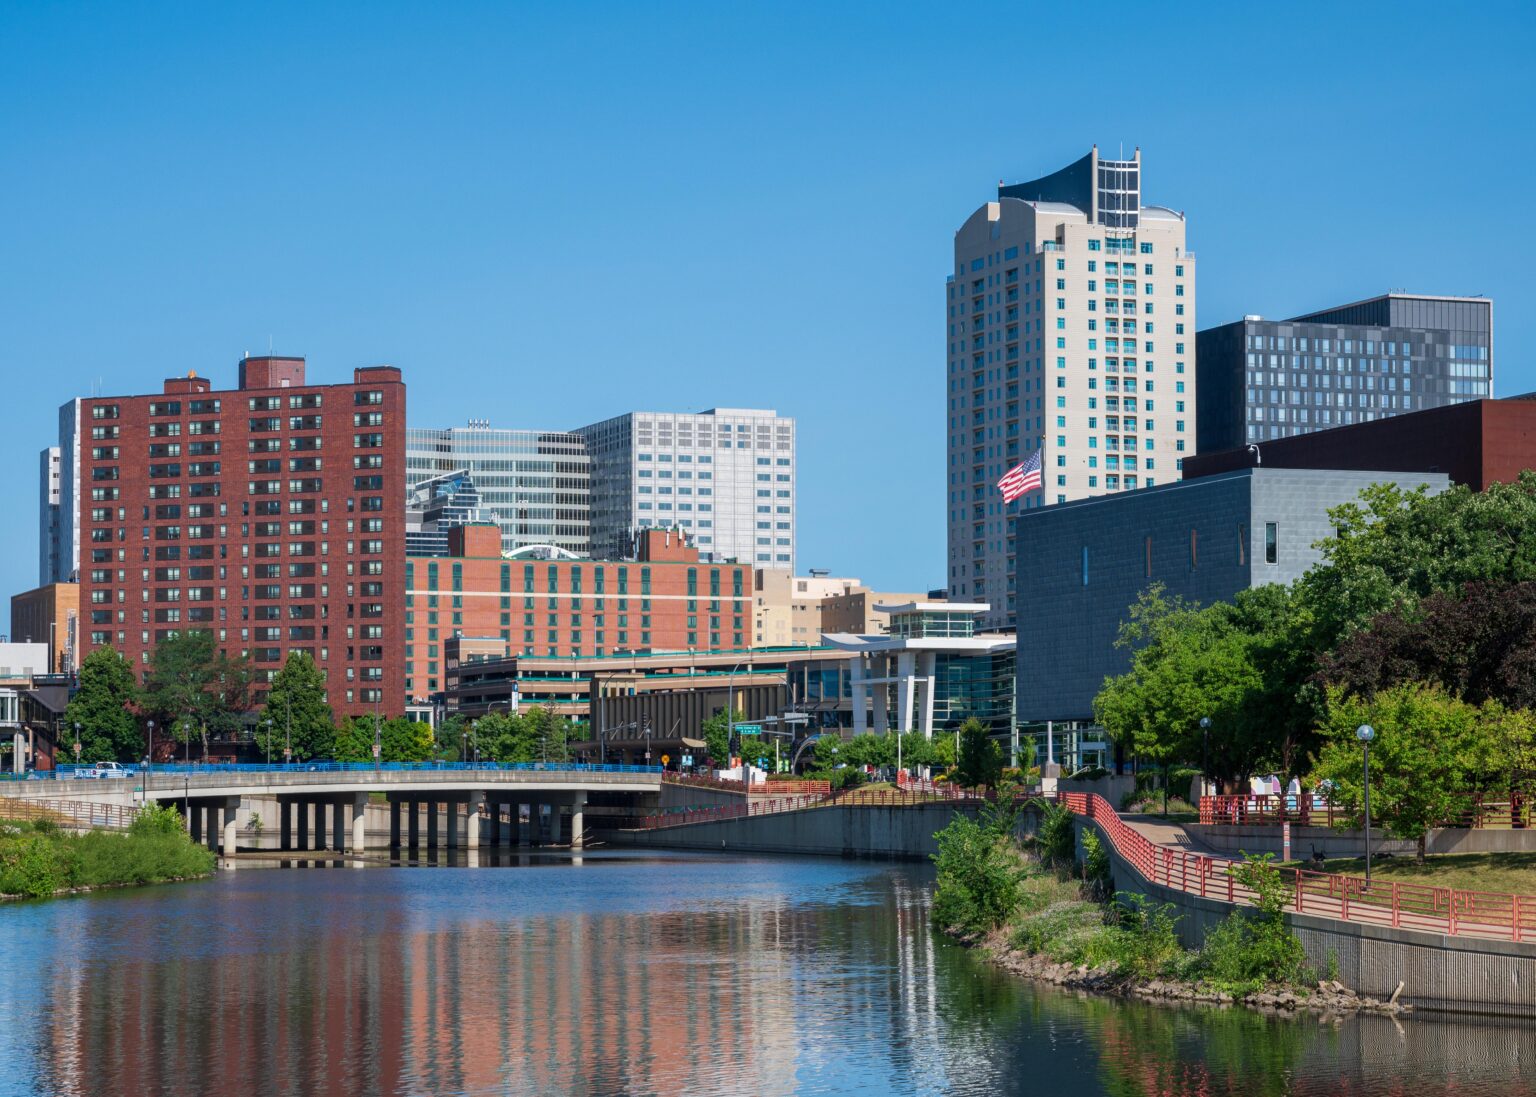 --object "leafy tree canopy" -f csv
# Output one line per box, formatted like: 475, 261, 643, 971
1310, 683, 1536, 861
140, 630, 252, 757
954, 717, 1003, 790
63, 647, 141, 763
255, 652, 335, 762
